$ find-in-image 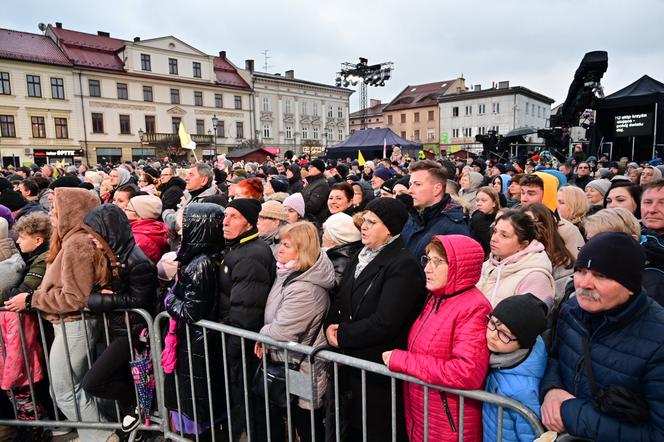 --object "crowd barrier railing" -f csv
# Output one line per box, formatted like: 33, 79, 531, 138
0, 307, 546, 442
